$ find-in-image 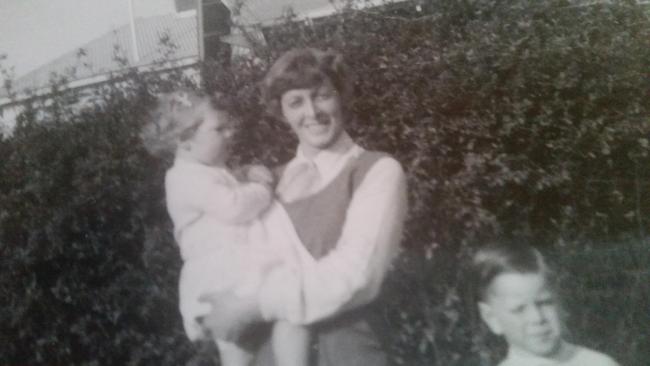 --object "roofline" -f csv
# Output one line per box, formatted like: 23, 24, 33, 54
7, 12, 199, 98
240, 0, 410, 27
0, 56, 199, 108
